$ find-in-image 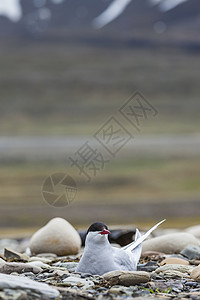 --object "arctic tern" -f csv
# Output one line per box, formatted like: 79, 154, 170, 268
76, 219, 165, 275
